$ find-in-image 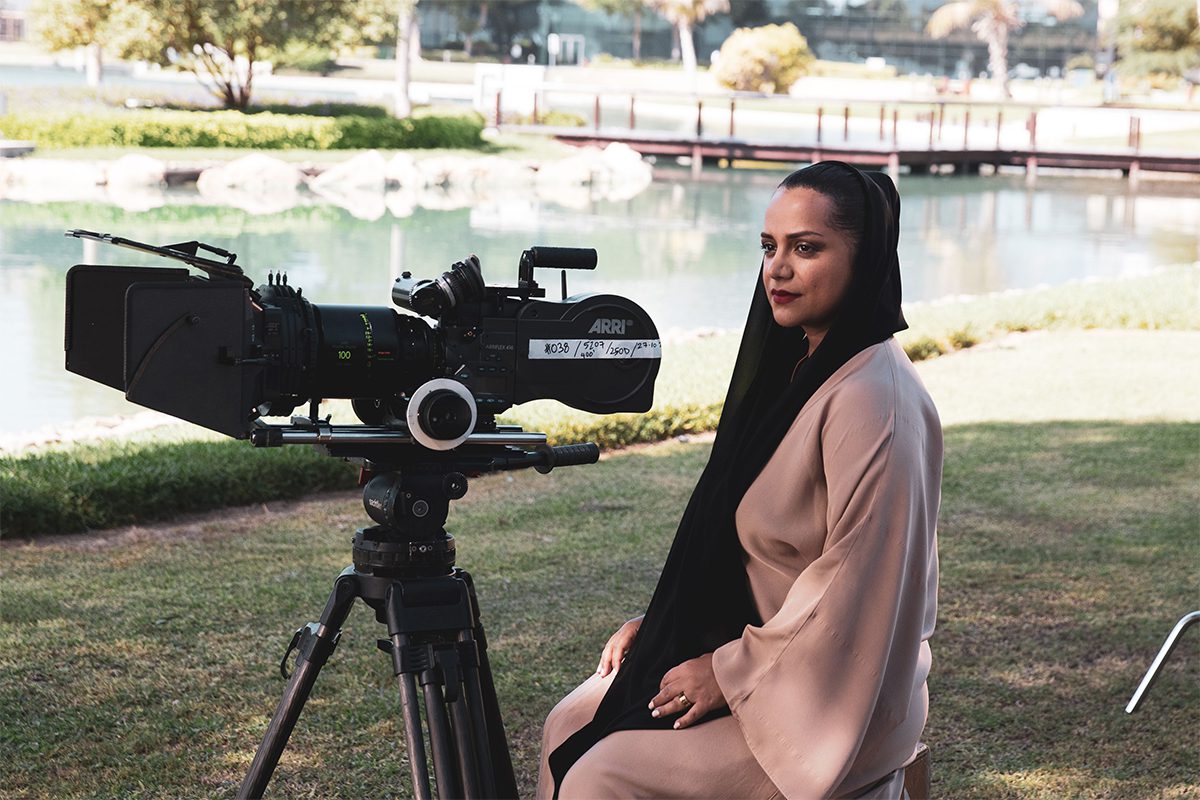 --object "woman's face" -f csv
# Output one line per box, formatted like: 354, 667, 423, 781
760, 187, 856, 347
